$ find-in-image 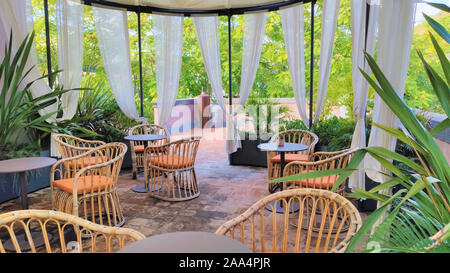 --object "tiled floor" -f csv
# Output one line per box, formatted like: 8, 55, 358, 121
0, 128, 366, 246
0, 128, 269, 238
